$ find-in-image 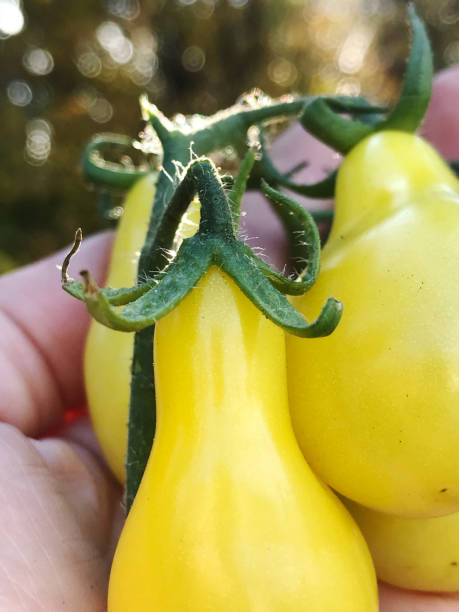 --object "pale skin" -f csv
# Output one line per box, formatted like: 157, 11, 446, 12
0, 66, 458, 611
